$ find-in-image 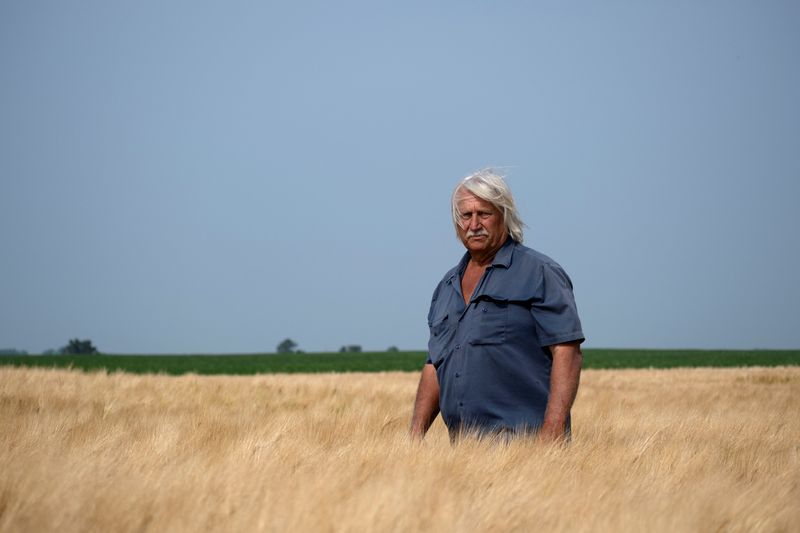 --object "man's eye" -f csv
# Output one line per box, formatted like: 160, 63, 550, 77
479, 212, 492, 219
